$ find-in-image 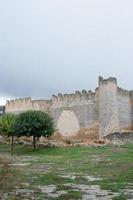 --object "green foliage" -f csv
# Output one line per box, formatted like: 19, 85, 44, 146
0, 113, 17, 155
112, 194, 128, 200
14, 110, 54, 150
0, 114, 16, 137
14, 110, 54, 138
